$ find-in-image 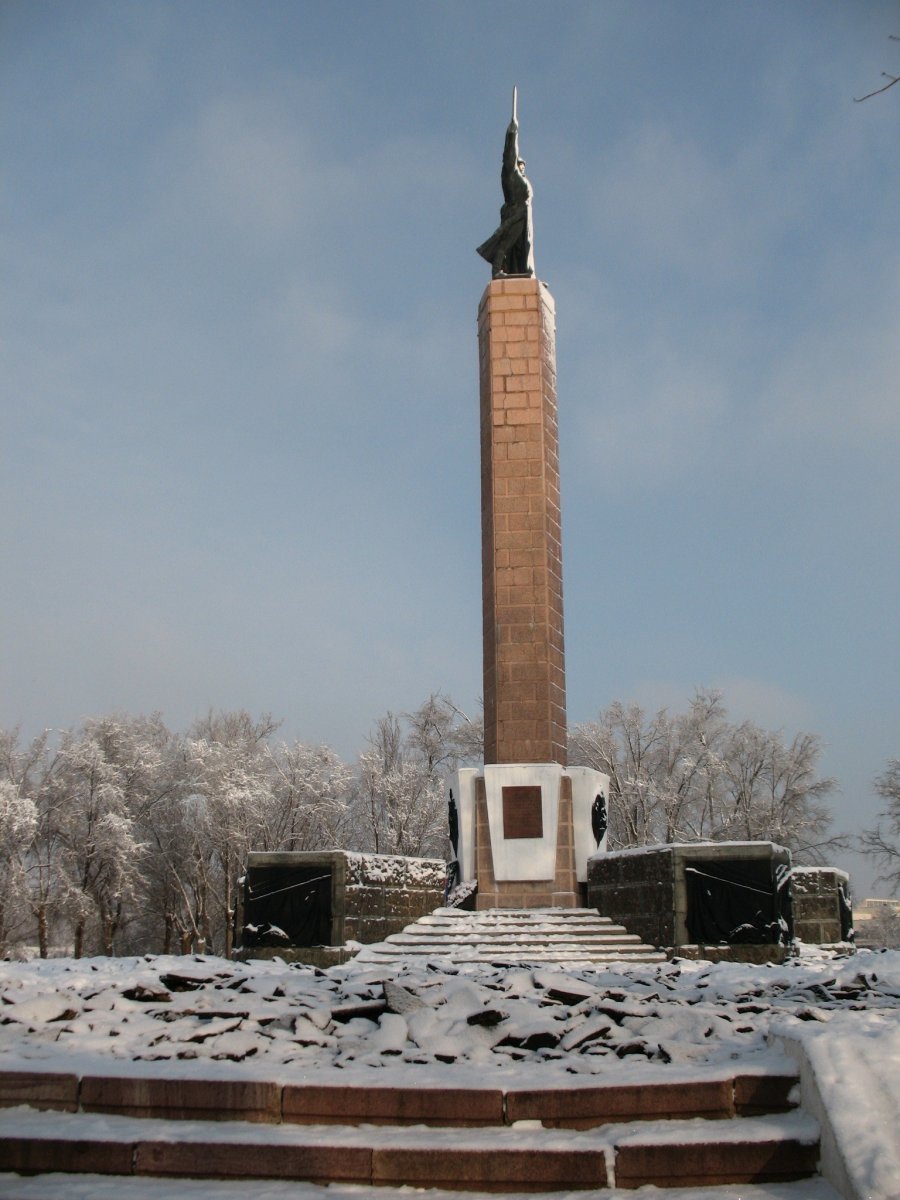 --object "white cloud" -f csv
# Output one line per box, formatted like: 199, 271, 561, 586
566, 318, 729, 487
629, 677, 817, 734
709, 676, 818, 733
184, 90, 343, 243
153, 79, 480, 268
759, 263, 900, 449
270, 275, 469, 430
591, 122, 797, 284
563, 97, 900, 490
196, 97, 314, 236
